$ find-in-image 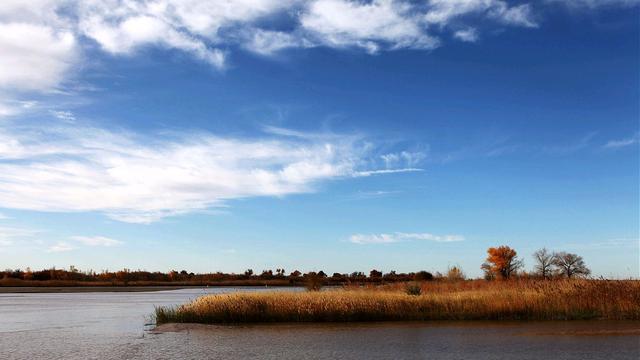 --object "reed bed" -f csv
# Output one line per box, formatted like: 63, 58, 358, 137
155, 279, 640, 324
